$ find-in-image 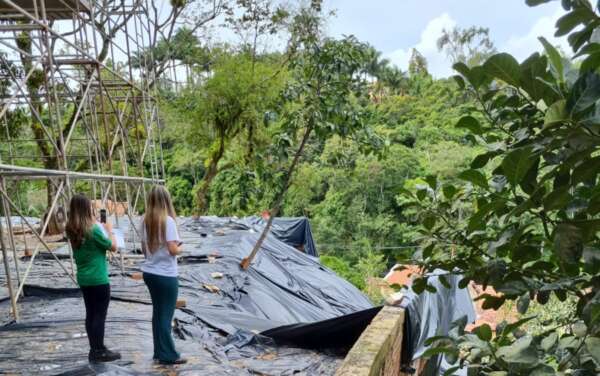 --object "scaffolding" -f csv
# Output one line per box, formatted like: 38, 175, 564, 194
0, 0, 165, 321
